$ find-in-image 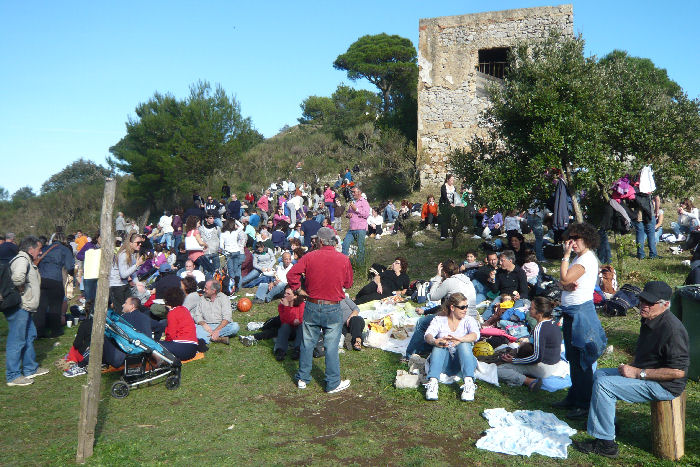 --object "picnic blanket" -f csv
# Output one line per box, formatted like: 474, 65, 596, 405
476, 408, 576, 458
